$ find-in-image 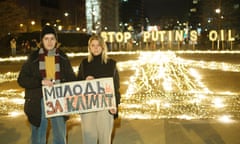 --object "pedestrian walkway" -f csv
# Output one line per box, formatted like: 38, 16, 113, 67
1, 114, 240, 144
